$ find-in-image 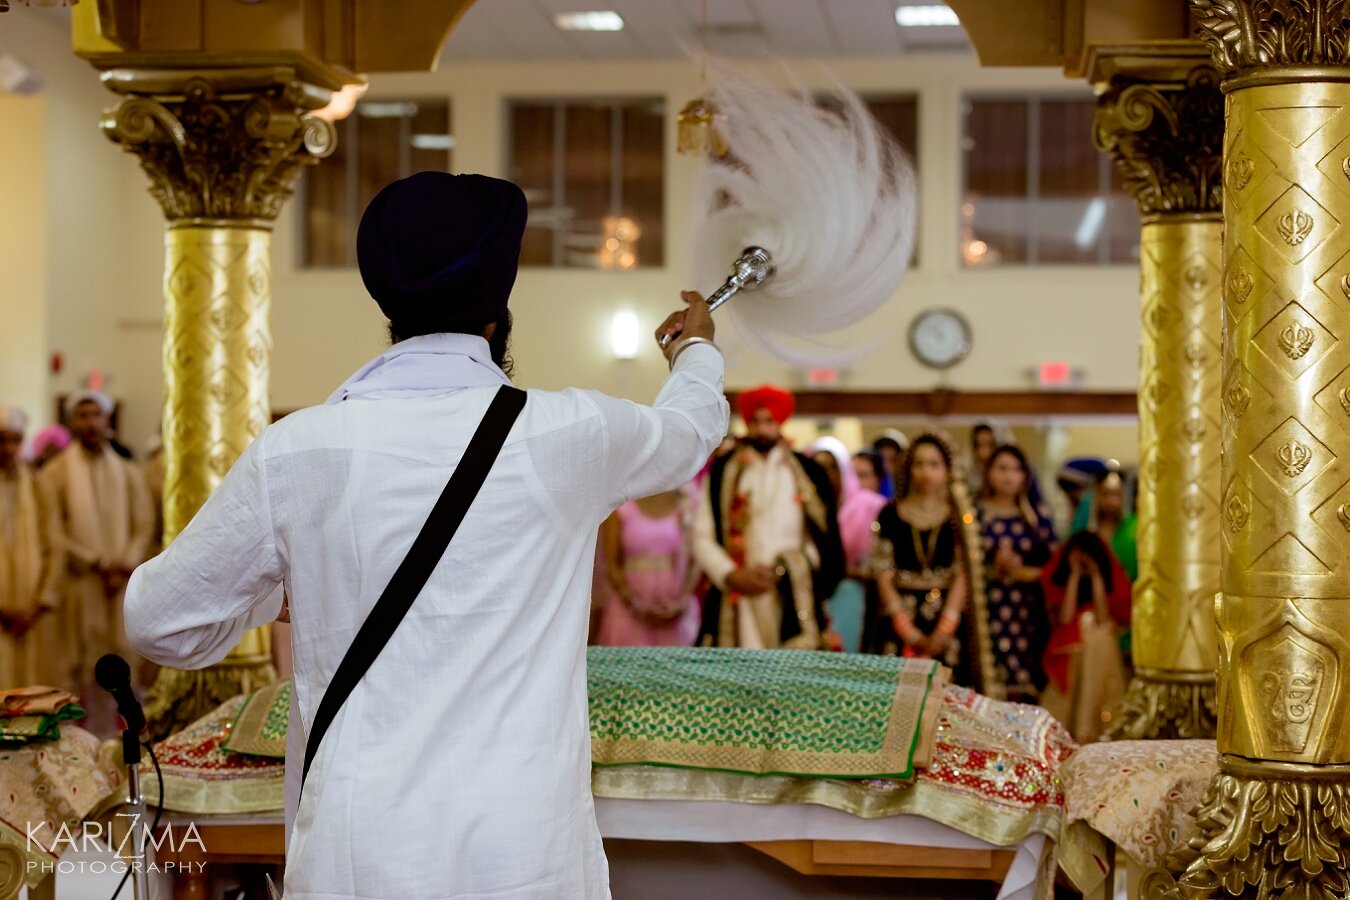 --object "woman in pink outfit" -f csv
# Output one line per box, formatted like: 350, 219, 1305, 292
595, 488, 701, 646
